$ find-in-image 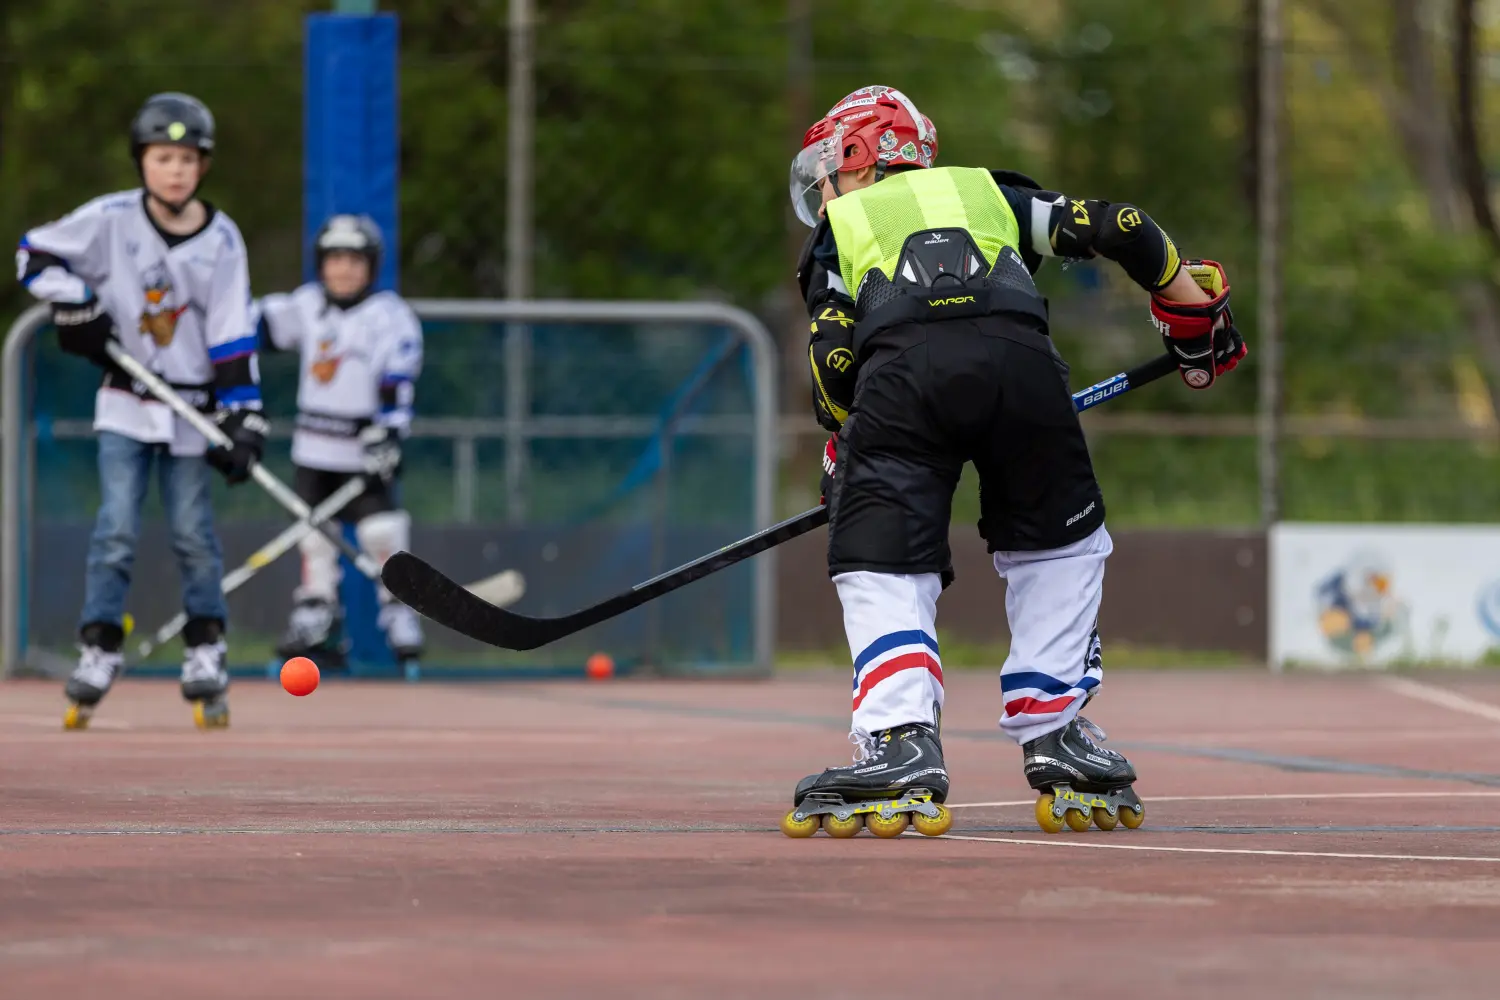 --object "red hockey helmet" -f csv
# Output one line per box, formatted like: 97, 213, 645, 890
789, 85, 938, 227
